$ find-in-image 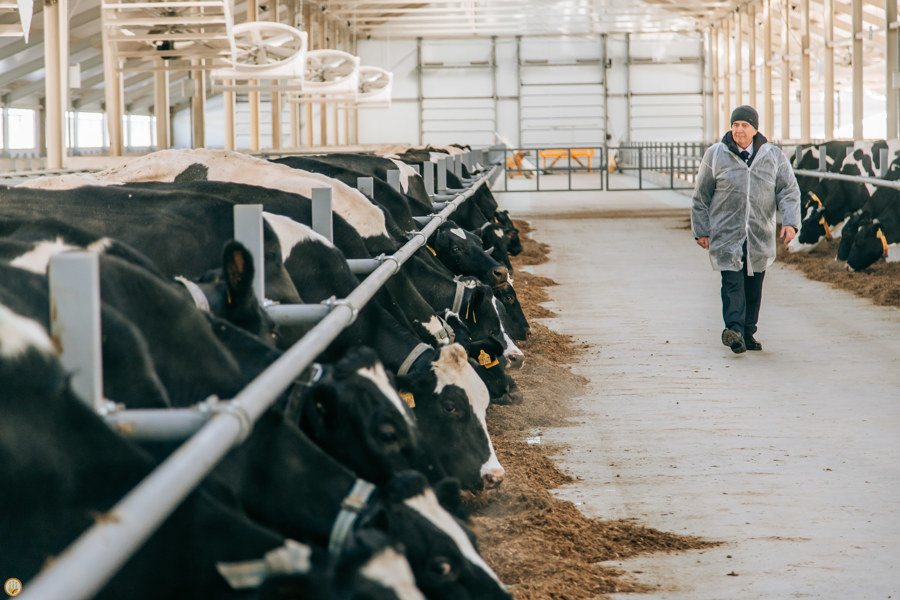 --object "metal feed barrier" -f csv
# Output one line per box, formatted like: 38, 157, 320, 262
496, 140, 900, 197
17, 149, 500, 600
495, 143, 708, 193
